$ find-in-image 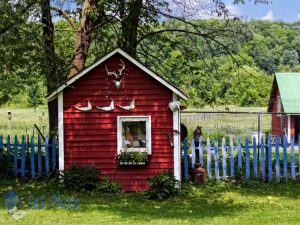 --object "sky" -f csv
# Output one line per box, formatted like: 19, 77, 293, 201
225, 0, 300, 22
